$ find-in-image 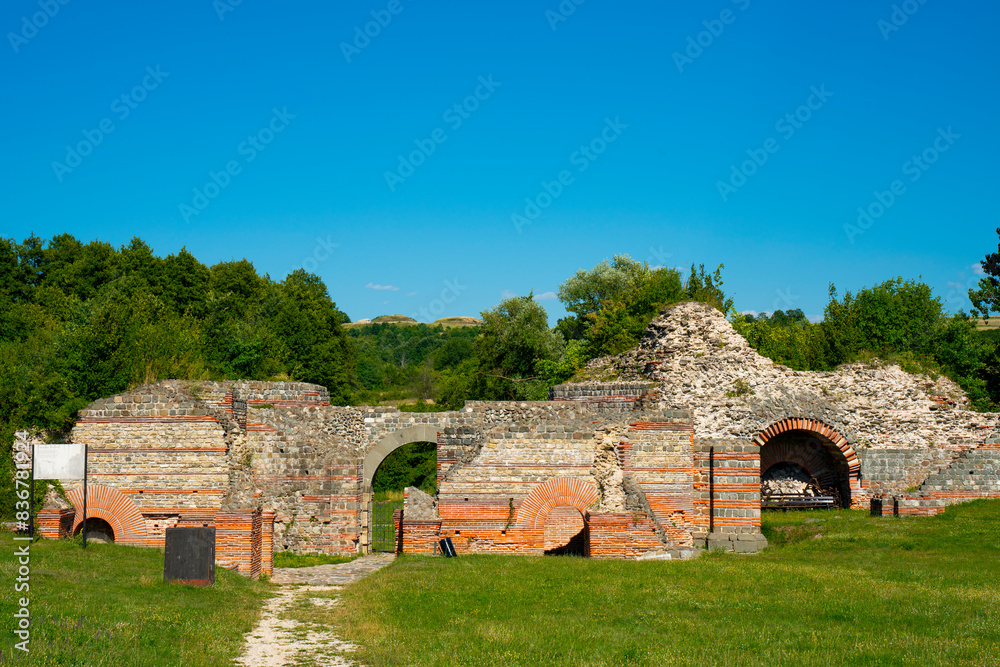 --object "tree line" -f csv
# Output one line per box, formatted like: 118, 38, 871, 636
3, 232, 999, 514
